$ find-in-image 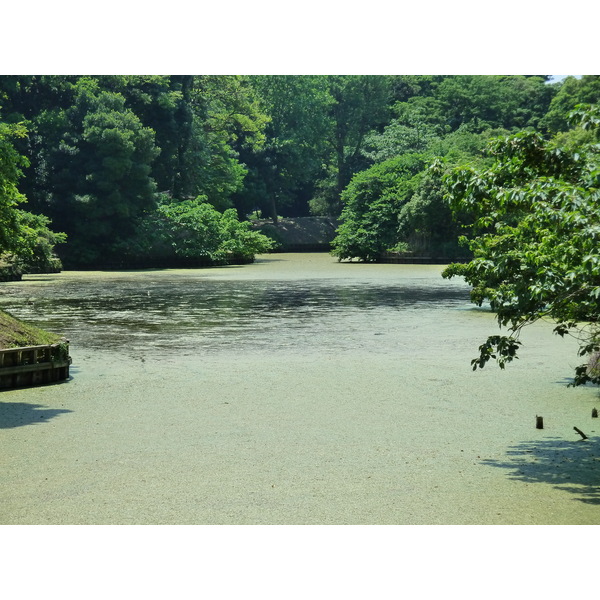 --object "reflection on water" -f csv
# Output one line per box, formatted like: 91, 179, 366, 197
0, 257, 471, 357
